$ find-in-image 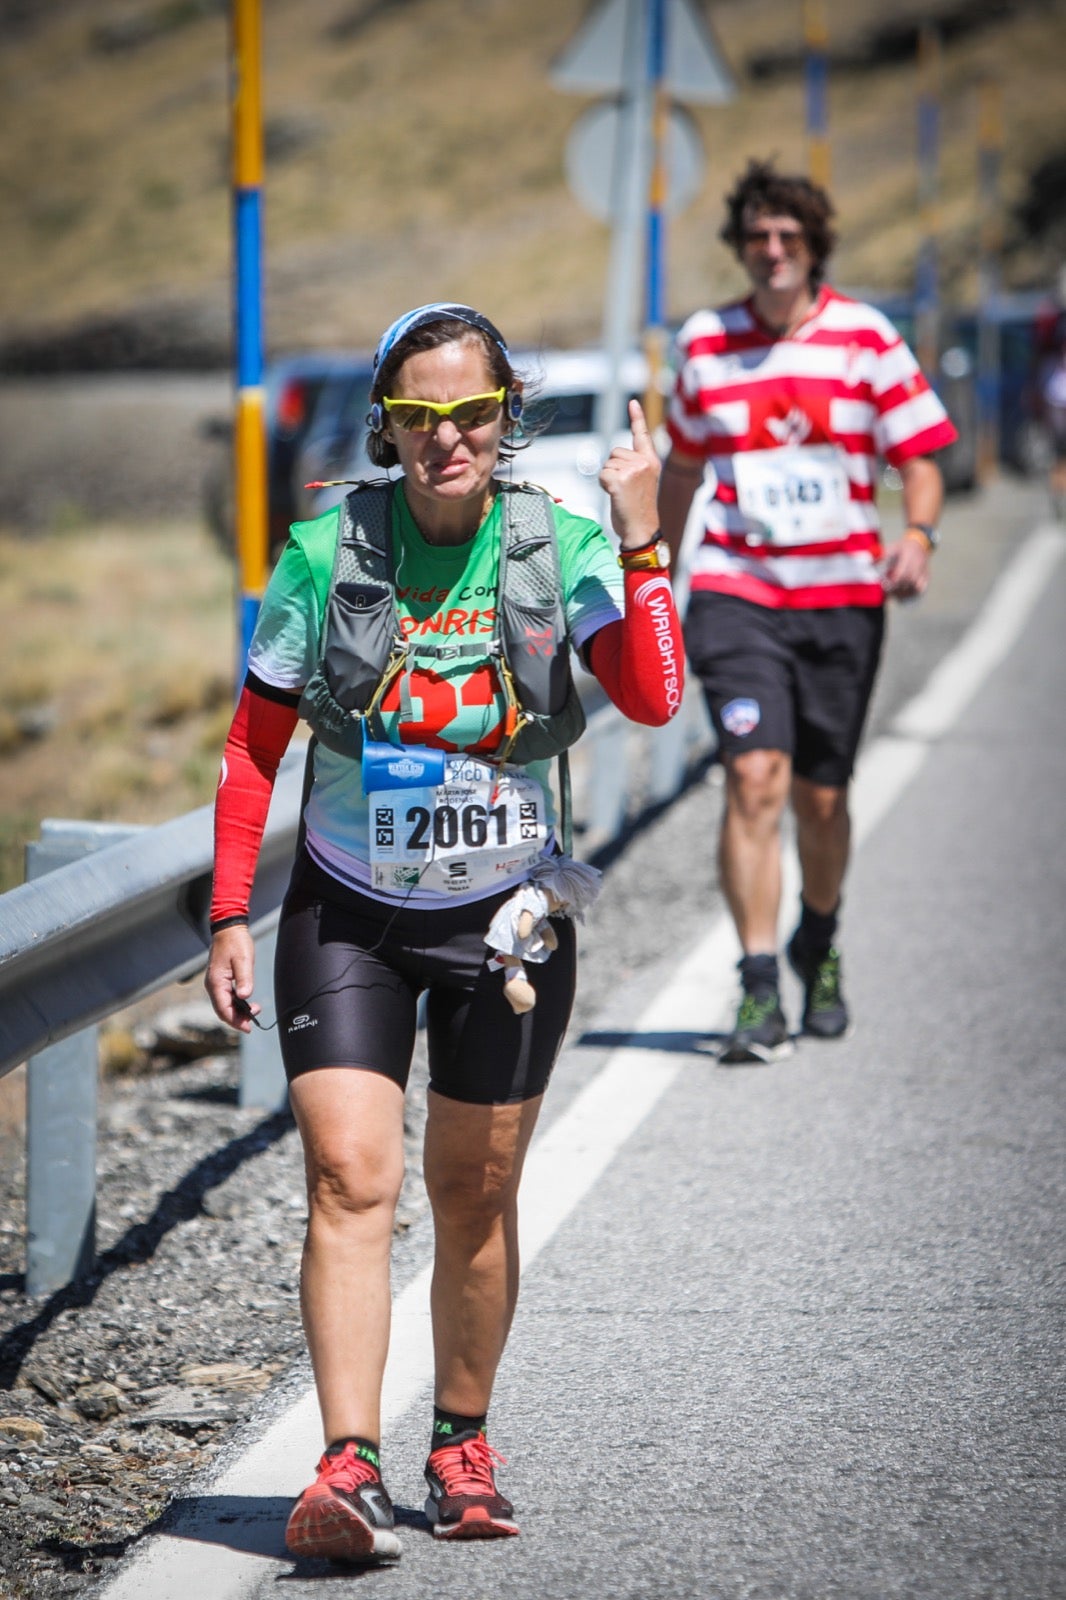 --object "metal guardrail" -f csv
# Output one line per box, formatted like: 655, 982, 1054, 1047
1, 700, 712, 1295
0, 751, 308, 1081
